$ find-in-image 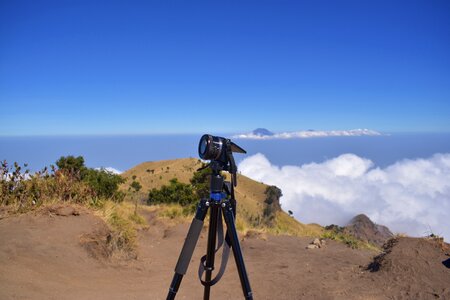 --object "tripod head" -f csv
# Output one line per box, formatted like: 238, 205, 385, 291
198, 134, 246, 186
